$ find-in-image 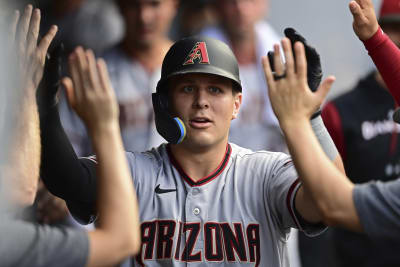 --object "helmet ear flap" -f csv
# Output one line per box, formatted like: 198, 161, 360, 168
152, 89, 186, 144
